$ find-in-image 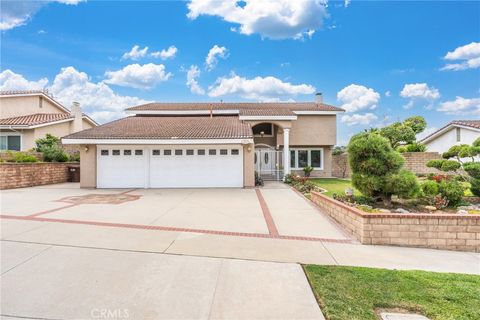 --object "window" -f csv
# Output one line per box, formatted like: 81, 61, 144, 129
135, 150, 143, 156
220, 149, 228, 155
101, 150, 109, 156
124, 150, 132, 156
175, 149, 183, 156
209, 149, 216, 155
456, 127, 461, 142
152, 150, 160, 156
186, 149, 194, 155
0, 135, 21, 151
231, 149, 239, 155
290, 149, 323, 169
112, 150, 120, 156
164, 149, 172, 155
252, 123, 273, 137
197, 149, 205, 155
